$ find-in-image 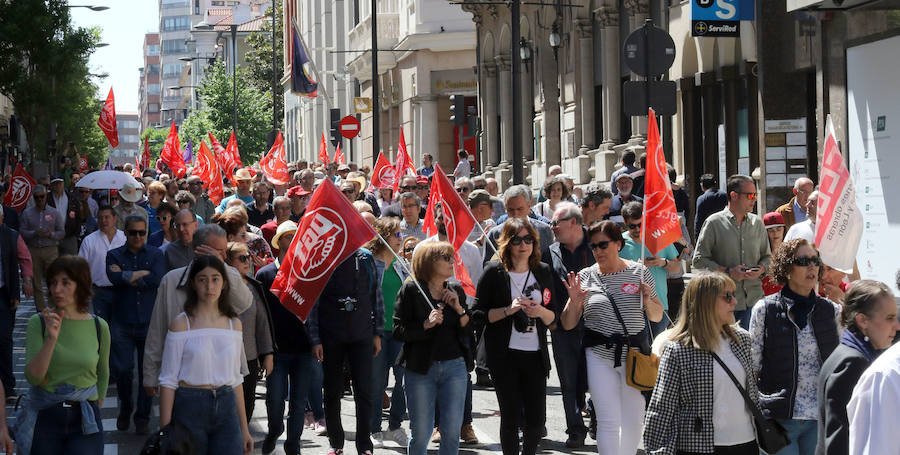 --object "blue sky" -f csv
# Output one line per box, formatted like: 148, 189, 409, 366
69, 0, 160, 113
